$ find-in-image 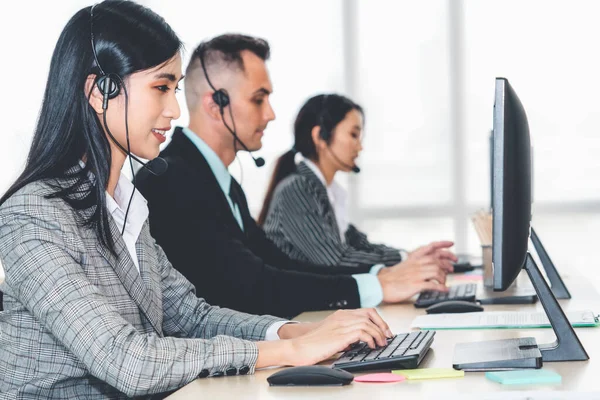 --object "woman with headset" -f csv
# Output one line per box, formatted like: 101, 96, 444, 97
0, 4, 393, 398
259, 94, 456, 271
